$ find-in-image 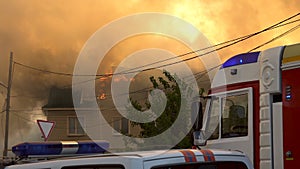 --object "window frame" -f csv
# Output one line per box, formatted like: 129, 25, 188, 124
221, 93, 249, 138
111, 117, 129, 136
67, 116, 86, 136
205, 87, 253, 141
